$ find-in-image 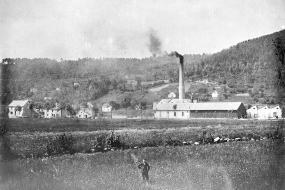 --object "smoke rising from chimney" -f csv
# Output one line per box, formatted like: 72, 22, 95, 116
168, 51, 185, 99
147, 28, 162, 57
168, 51, 183, 63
